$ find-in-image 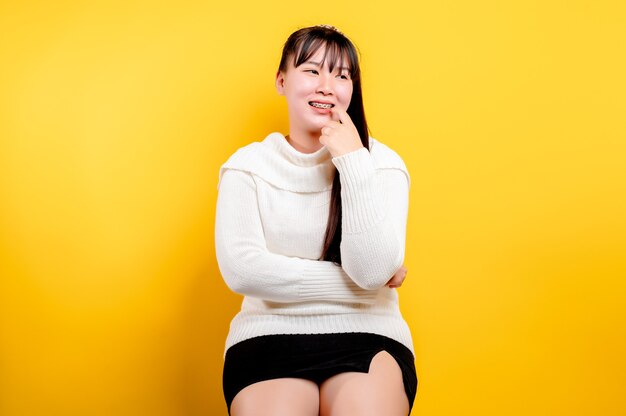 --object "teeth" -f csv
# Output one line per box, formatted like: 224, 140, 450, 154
309, 102, 333, 109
